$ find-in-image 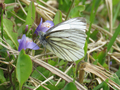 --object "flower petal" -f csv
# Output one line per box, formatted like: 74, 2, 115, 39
35, 18, 43, 35
45, 20, 54, 27
34, 18, 54, 34
18, 39, 21, 43
18, 34, 26, 51
40, 20, 54, 32
26, 42, 39, 50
